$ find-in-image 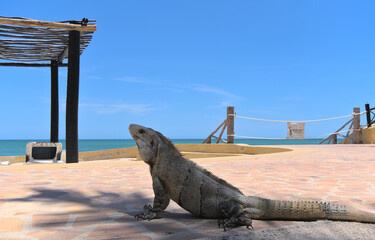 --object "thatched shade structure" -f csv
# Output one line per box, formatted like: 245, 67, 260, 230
0, 16, 97, 163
